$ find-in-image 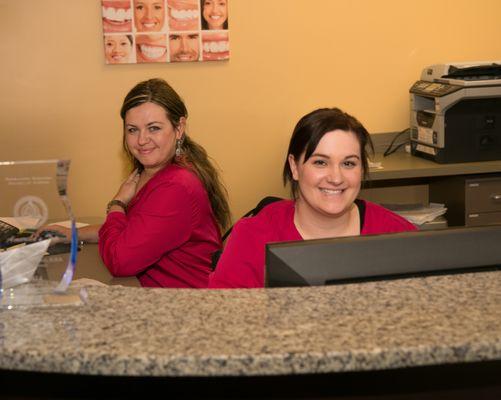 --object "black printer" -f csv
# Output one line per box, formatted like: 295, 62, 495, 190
410, 61, 501, 163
